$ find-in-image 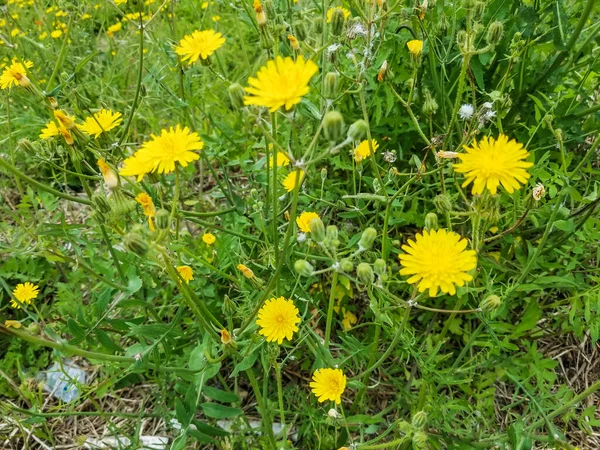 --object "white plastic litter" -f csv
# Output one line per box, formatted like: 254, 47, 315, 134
43, 360, 87, 402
